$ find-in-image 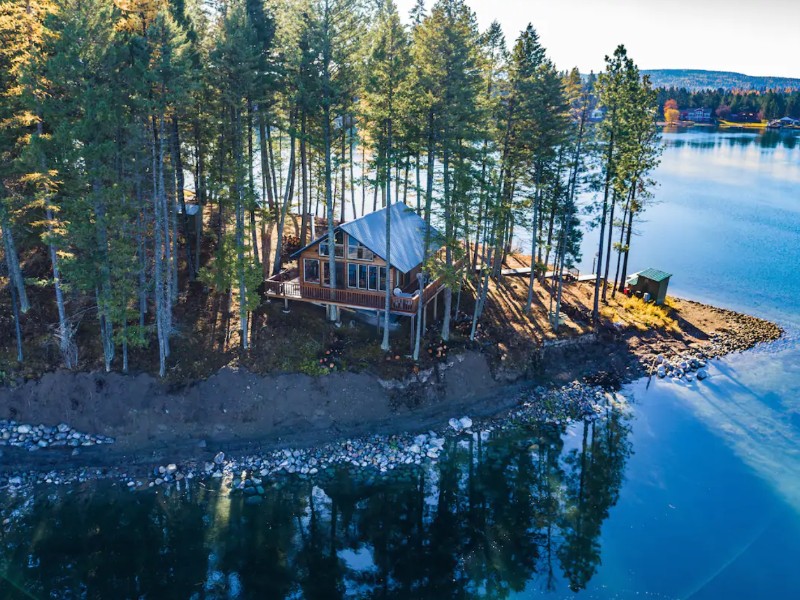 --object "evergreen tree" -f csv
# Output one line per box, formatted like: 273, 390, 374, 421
414, 0, 483, 341
592, 45, 637, 323
362, 1, 409, 350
